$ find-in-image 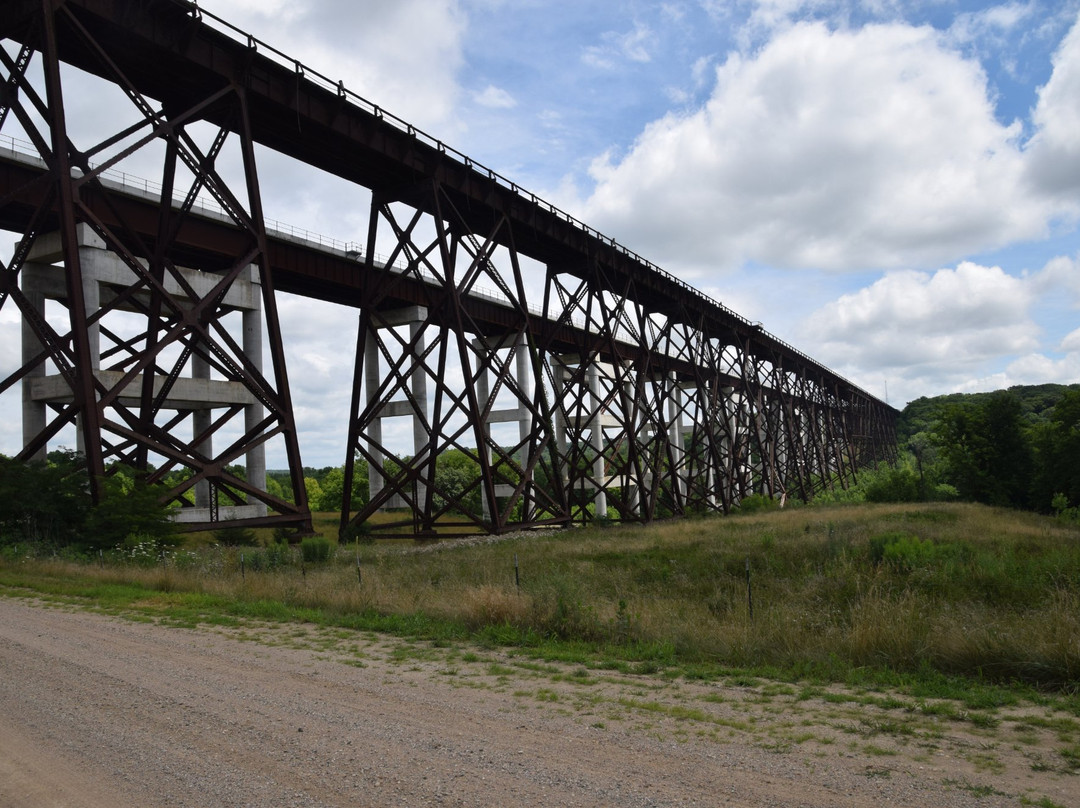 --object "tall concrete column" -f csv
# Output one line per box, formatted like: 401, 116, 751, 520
668, 375, 686, 503
622, 365, 641, 518
364, 306, 428, 511
364, 332, 384, 506
476, 347, 493, 522
475, 333, 533, 523
408, 317, 428, 513
514, 333, 534, 522
20, 278, 47, 463
191, 351, 212, 509
587, 362, 607, 518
